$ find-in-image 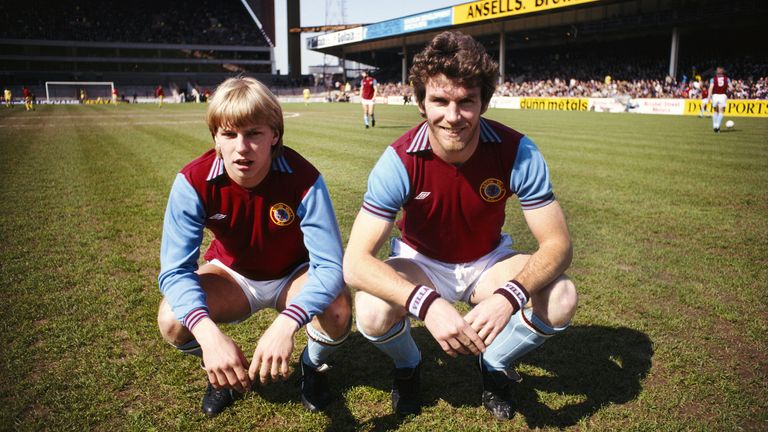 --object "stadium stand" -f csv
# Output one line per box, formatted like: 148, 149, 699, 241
2, 1, 764, 102
371, 38, 767, 100
314, 0, 766, 101
0, 0, 269, 46
0, 0, 280, 101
